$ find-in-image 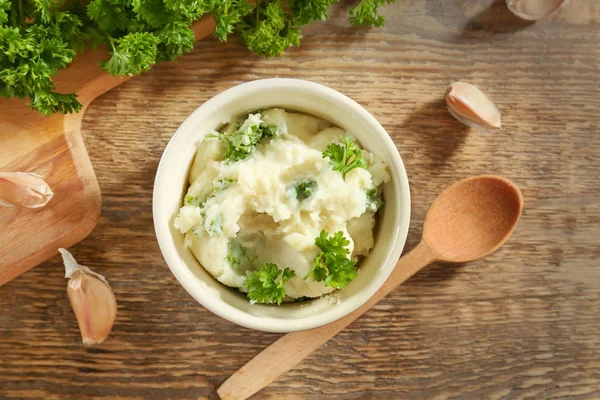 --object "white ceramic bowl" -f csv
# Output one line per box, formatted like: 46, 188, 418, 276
153, 78, 410, 332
